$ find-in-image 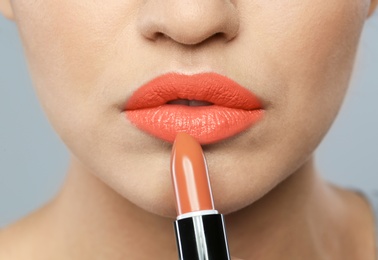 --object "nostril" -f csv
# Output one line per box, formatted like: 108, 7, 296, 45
150, 32, 170, 42
137, 0, 240, 46
153, 31, 229, 45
